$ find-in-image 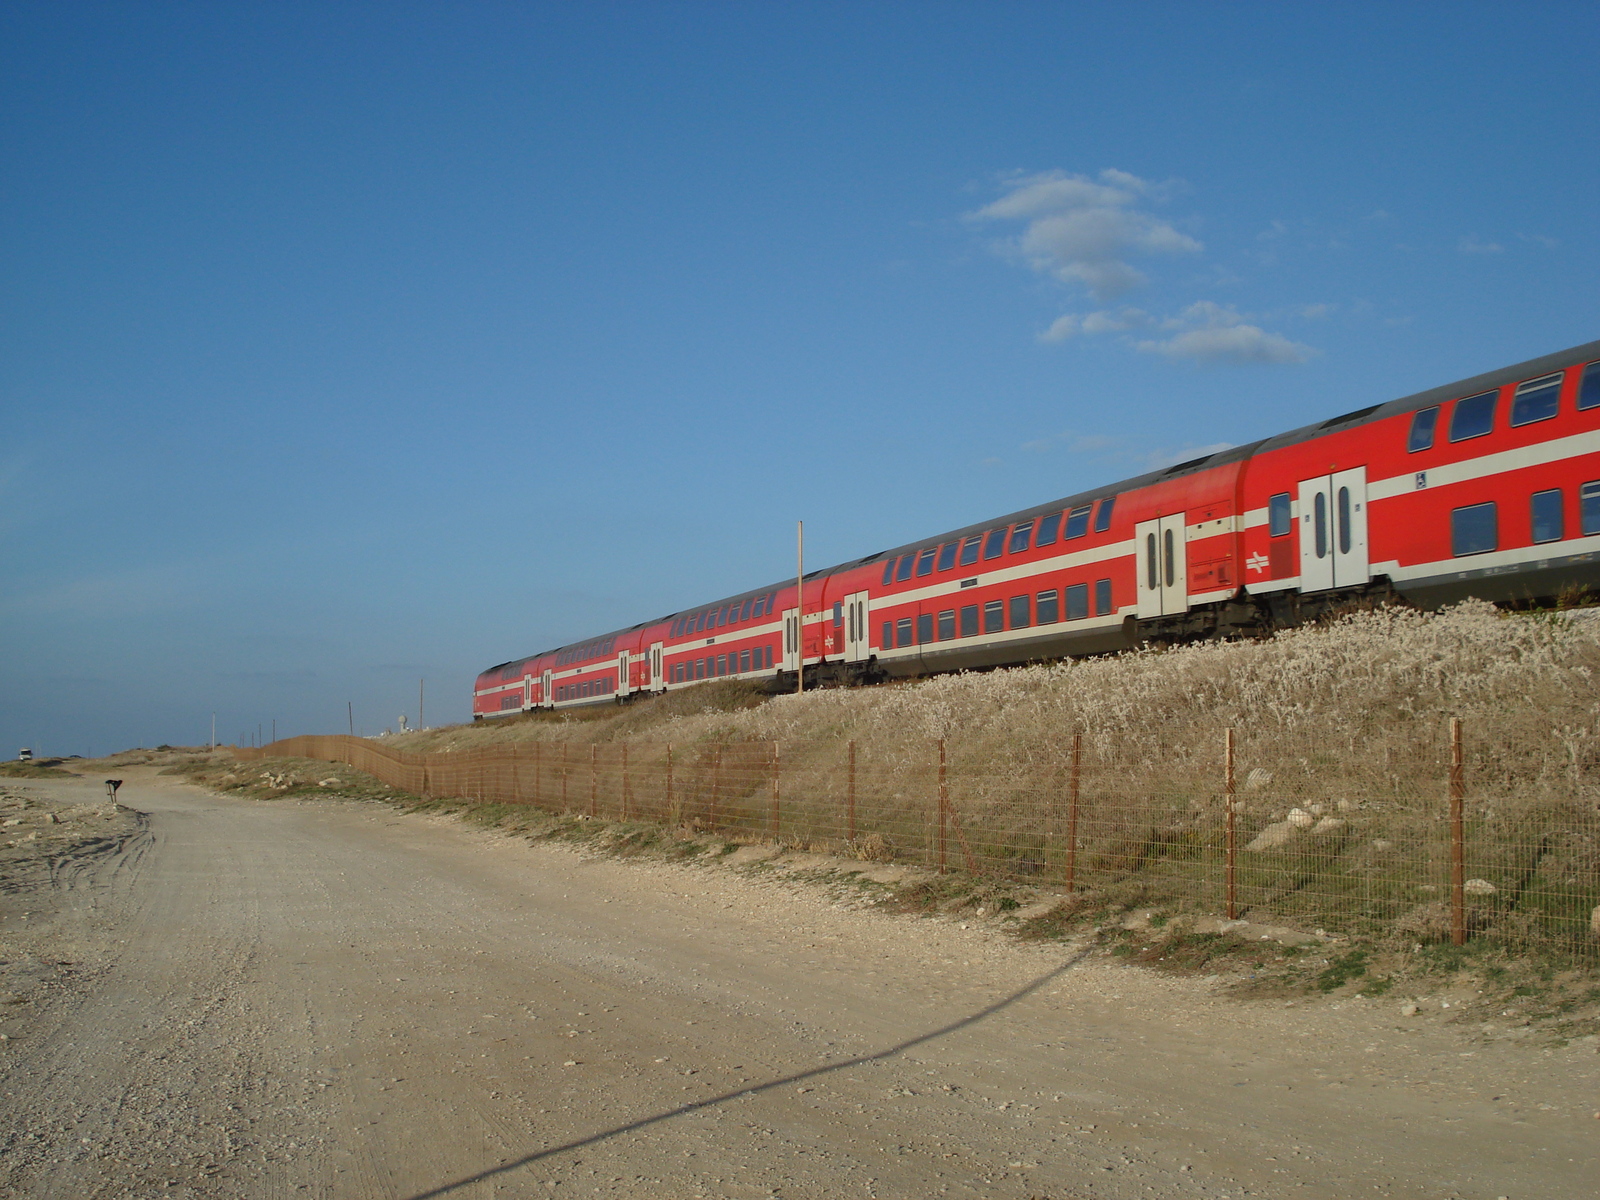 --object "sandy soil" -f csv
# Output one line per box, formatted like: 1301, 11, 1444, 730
0, 768, 1595, 1200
